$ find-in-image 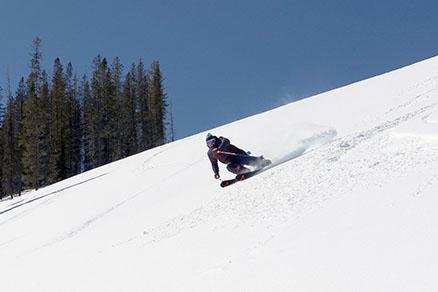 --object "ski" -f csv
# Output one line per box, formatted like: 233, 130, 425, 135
220, 168, 265, 188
